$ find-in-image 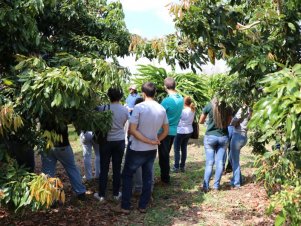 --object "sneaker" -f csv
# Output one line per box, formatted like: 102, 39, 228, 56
94, 193, 106, 203
111, 205, 130, 214
113, 192, 122, 201
172, 167, 179, 173
180, 167, 185, 173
